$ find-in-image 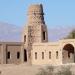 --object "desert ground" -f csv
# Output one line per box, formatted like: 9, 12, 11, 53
0, 63, 75, 75
0, 64, 40, 75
